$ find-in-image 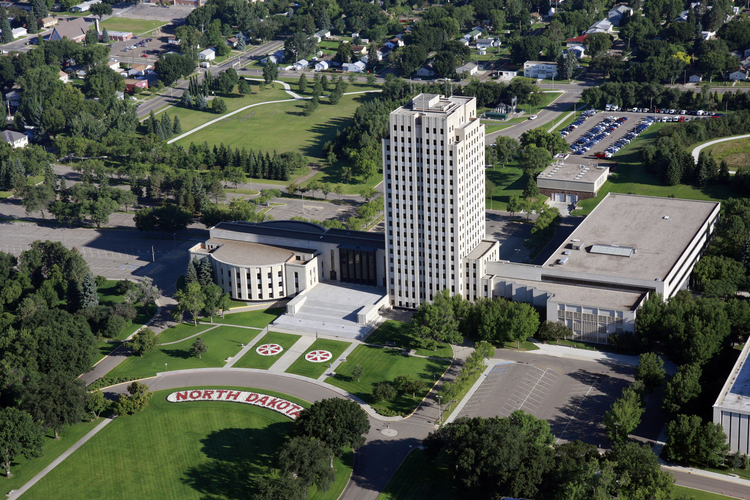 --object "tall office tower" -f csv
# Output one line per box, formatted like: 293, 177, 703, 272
383, 94, 485, 309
